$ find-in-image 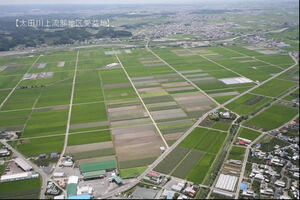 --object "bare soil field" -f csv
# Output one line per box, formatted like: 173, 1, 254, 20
151, 108, 188, 121
114, 129, 164, 162
208, 91, 239, 97
161, 81, 190, 88
66, 141, 114, 154
110, 118, 152, 128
